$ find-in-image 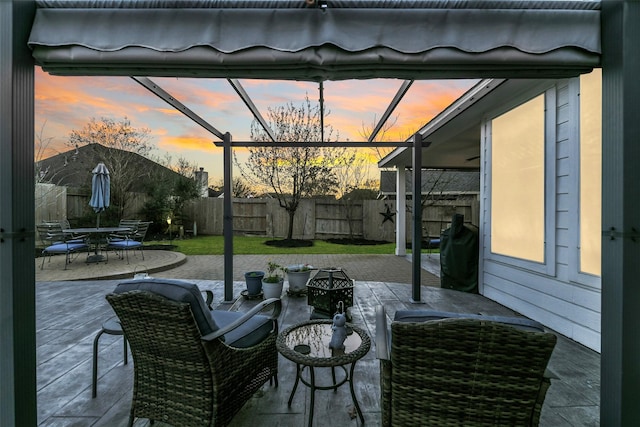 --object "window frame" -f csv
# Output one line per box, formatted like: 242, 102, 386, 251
568, 74, 602, 288
484, 84, 557, 276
